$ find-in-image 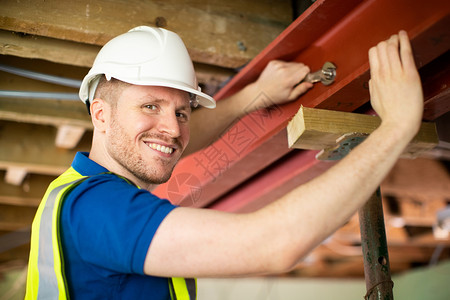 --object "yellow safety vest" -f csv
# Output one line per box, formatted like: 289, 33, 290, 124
25, 167, 196, 299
